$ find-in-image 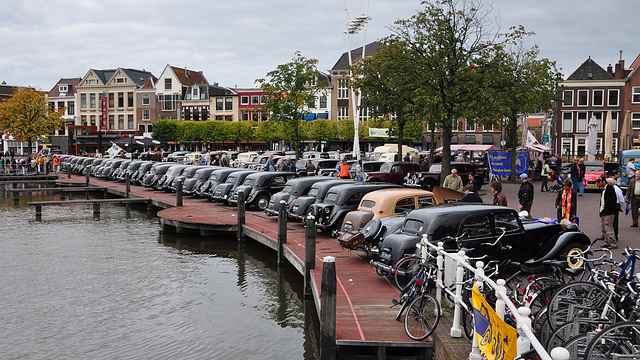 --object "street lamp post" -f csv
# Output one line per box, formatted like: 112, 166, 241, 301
344, 0, 370, 161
